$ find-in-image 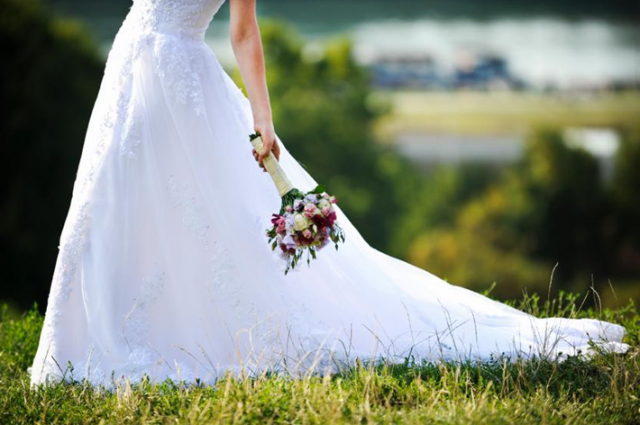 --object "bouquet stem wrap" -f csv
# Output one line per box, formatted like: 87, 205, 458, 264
250, 134, 294, 197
